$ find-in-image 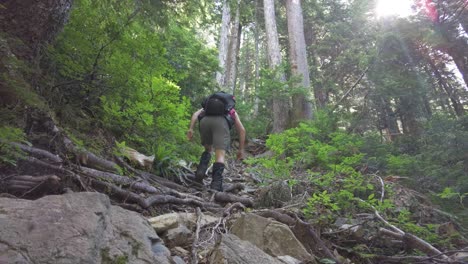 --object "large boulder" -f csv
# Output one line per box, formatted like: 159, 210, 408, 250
0, 192, 172, 264
209, 234, 283, 264
231, 213, 315, 263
